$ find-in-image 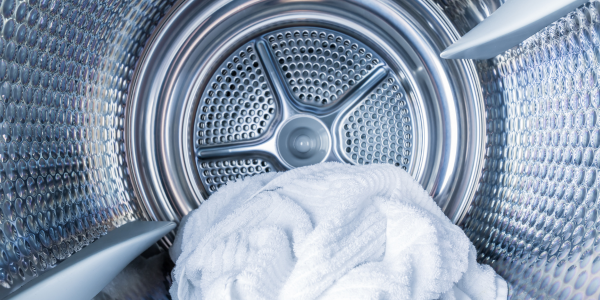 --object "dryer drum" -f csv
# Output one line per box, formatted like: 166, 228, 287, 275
0, 0, 176, 296
439, 0, 600, 298
1, 0, 598, 299
128, 0, 483, 294
126, 0, 484, 238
